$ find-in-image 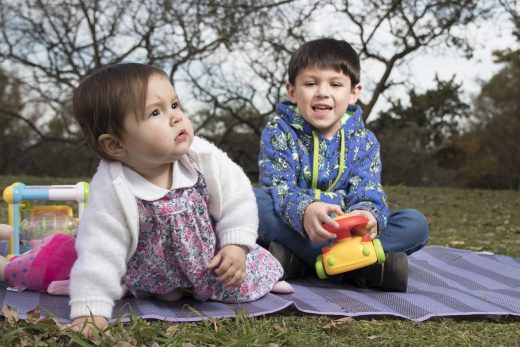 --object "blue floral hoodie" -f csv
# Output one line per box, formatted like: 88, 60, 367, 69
259, 101, 389, 236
